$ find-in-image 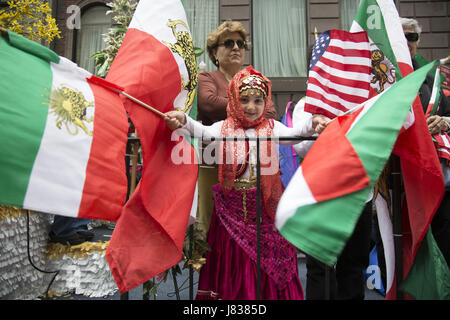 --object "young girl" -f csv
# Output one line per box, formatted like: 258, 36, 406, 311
165, 66, 328, 300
